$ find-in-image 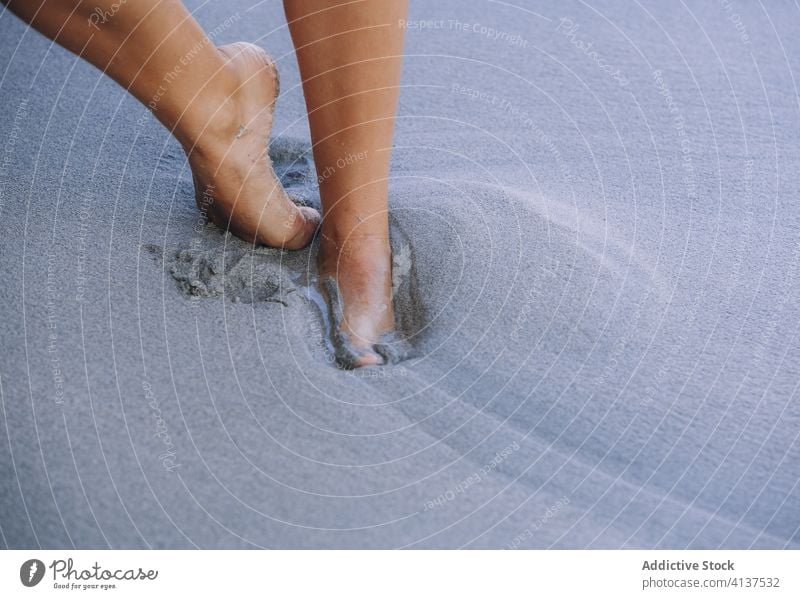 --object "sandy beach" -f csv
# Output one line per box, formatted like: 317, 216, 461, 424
1, 0, 799, 548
